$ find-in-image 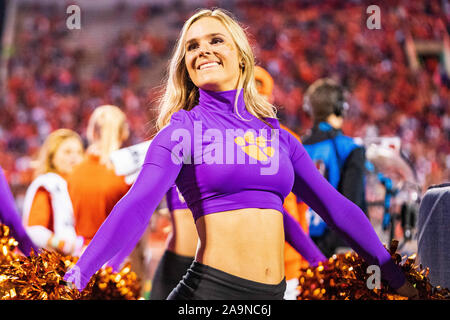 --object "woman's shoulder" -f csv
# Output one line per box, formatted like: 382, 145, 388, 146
169, 108, 199, 127
267, 120, 300, 143
152, 109, 197, 146
33, 186, 51, 199
25, 173, 64, 207
32, 172, 66, 188
262, 116, 281, 130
